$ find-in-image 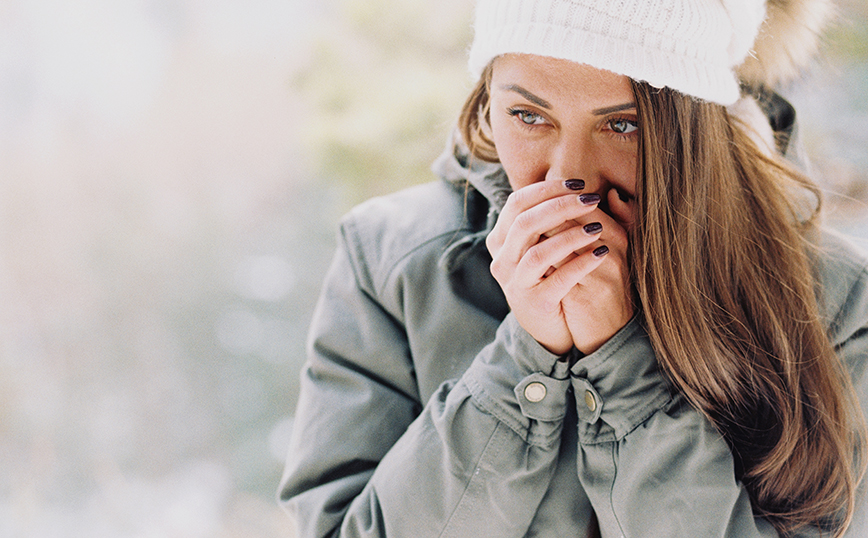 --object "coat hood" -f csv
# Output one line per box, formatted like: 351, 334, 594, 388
737, 0, 835, 89
432, 133, 509, 273
433, 133, 511, 215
